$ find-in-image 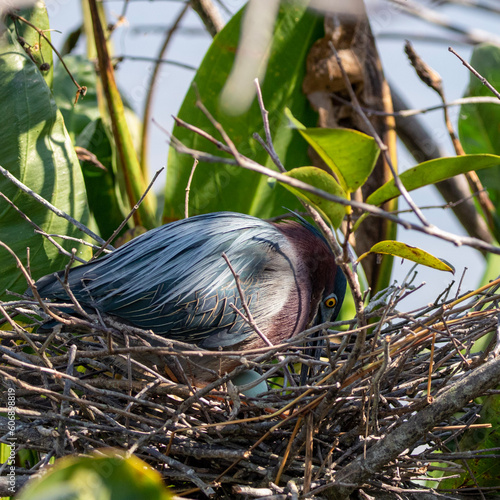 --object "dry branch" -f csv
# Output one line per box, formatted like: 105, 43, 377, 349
1, 272, 500, 499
